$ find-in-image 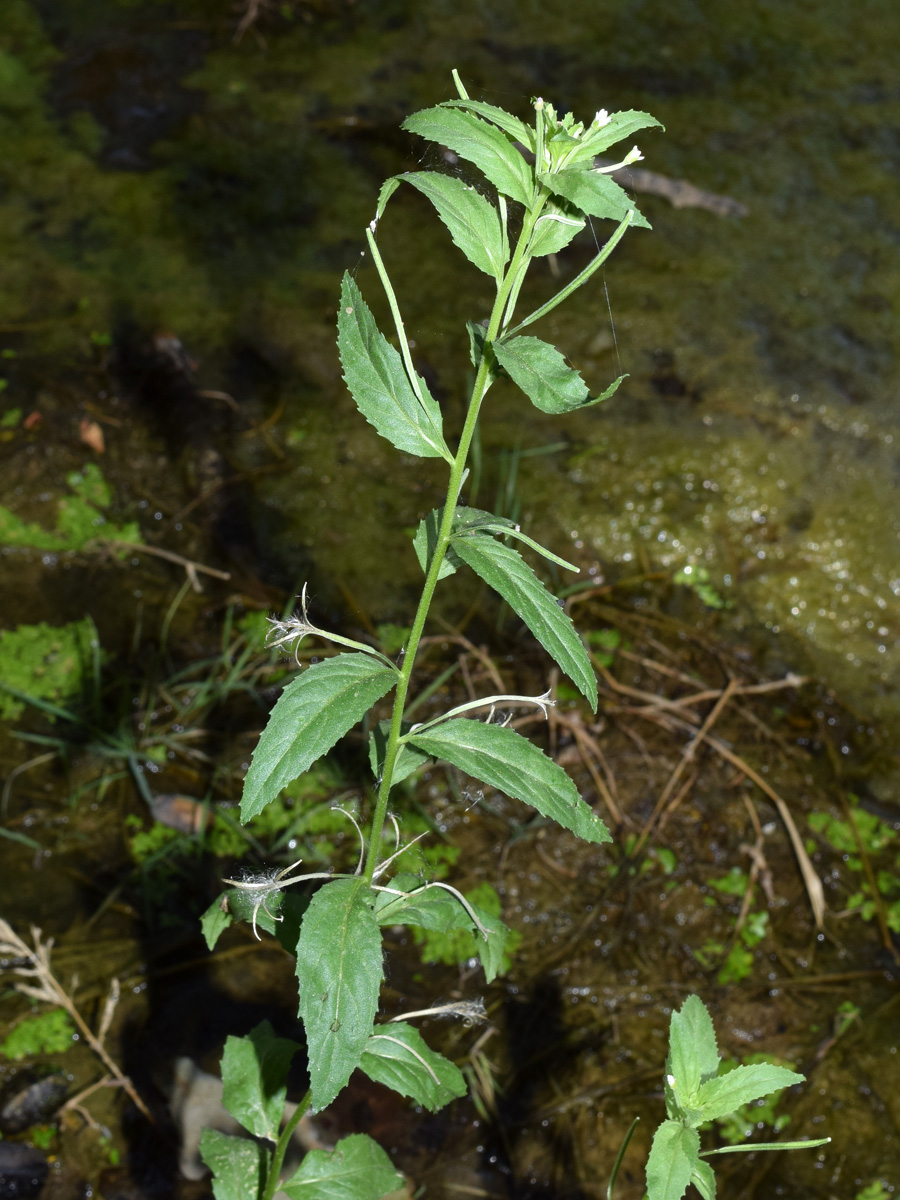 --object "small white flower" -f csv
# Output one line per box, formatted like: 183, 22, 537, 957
667, 1074, 677, 1088
594, 109, 610, 127
593, 145, 645, 175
